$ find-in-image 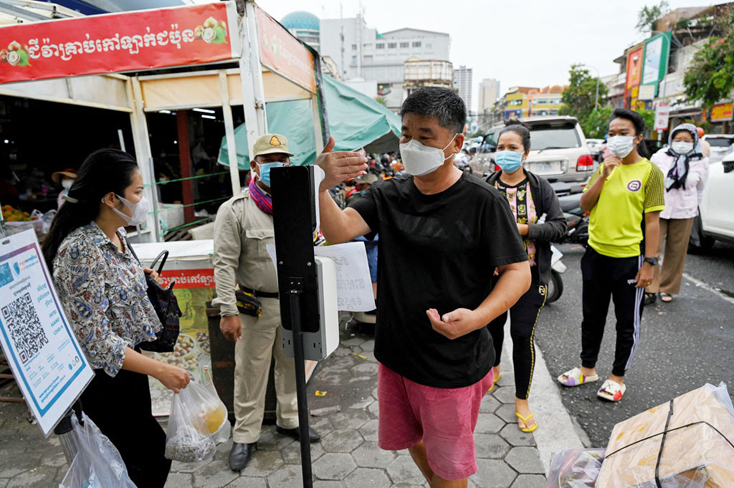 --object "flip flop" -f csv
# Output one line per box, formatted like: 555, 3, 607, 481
558, 367, 599, 387
660, 293, 673, 303
516, 412, 538, 433
487, 373, 501, 393
644, 293, 657, 305
597, 379, 627, 402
